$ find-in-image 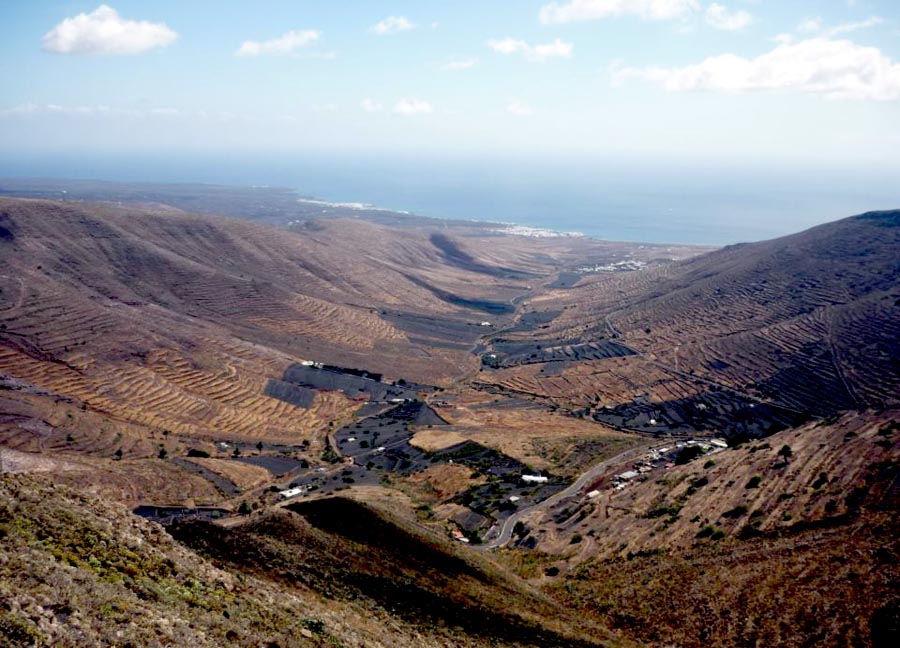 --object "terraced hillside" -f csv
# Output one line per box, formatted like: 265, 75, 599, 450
480, 210, 900, 437
0, 196, 693, 503
591, 211, 899, 410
